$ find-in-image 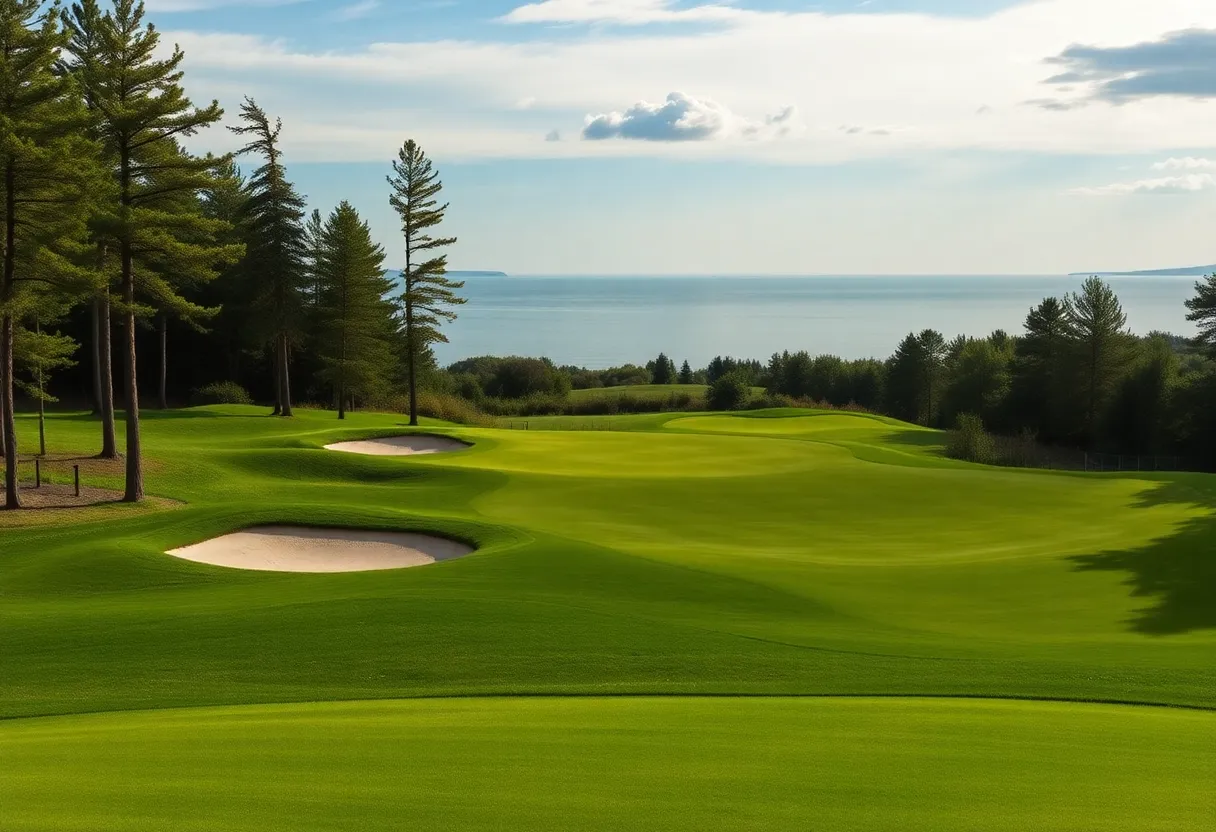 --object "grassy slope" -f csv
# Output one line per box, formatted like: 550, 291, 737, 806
6, 698, 1213, 832
2, 406, 1214, 715
2, 406, 1215, 828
